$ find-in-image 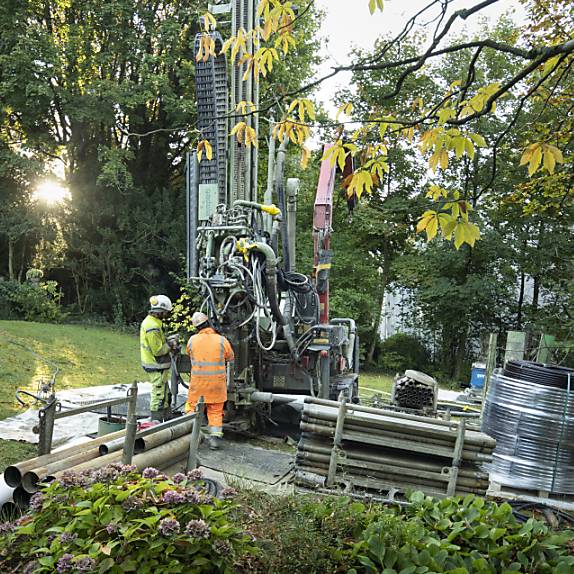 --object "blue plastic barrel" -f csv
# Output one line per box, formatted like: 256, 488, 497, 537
470, 363, 486, 388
